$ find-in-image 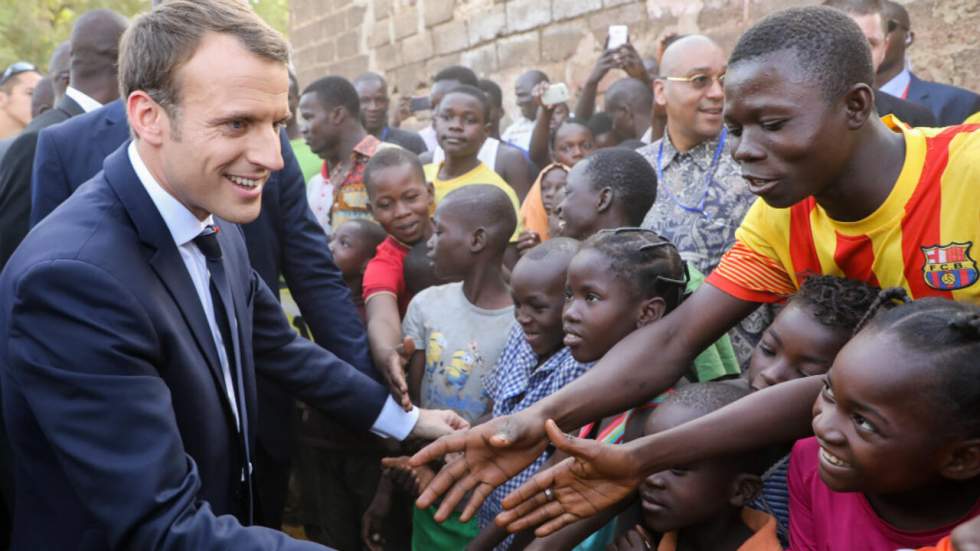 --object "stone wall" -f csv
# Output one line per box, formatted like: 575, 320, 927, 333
290, 0, 980, 128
